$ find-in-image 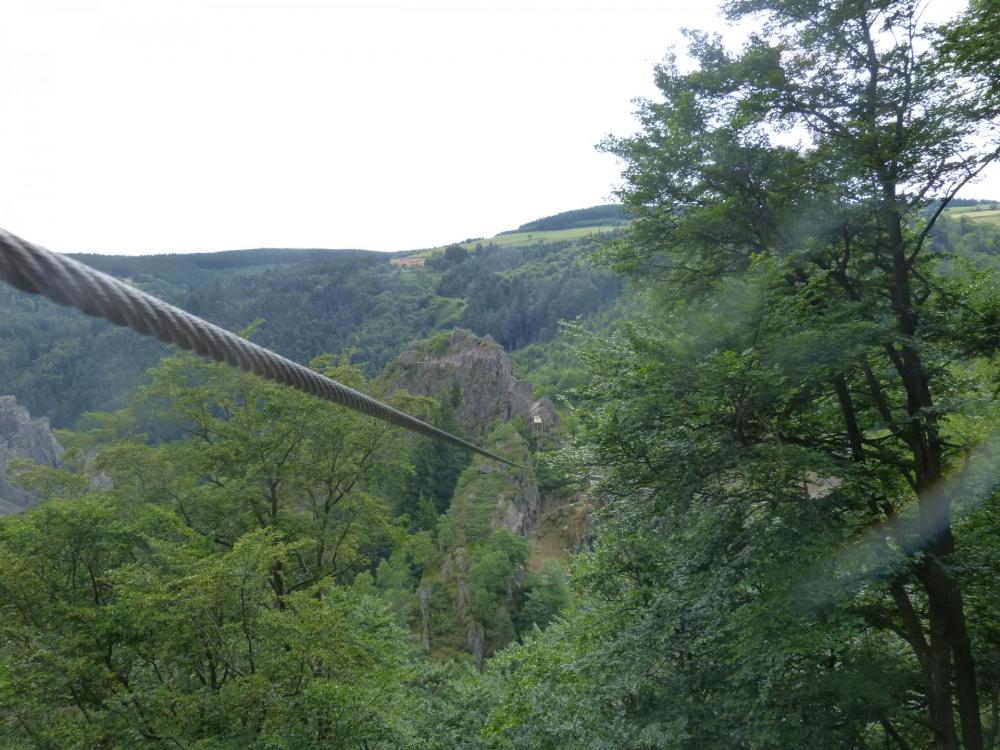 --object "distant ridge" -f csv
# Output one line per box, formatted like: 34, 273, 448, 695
69, 248, 386, 278
501, 204, 630, 234
70, 247, 376, 277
